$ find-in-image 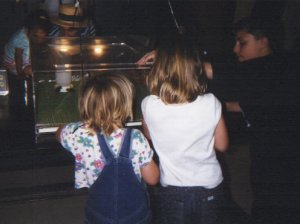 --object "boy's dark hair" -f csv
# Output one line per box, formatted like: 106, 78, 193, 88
24, 9, 51, 34
233, 16, 284, 52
